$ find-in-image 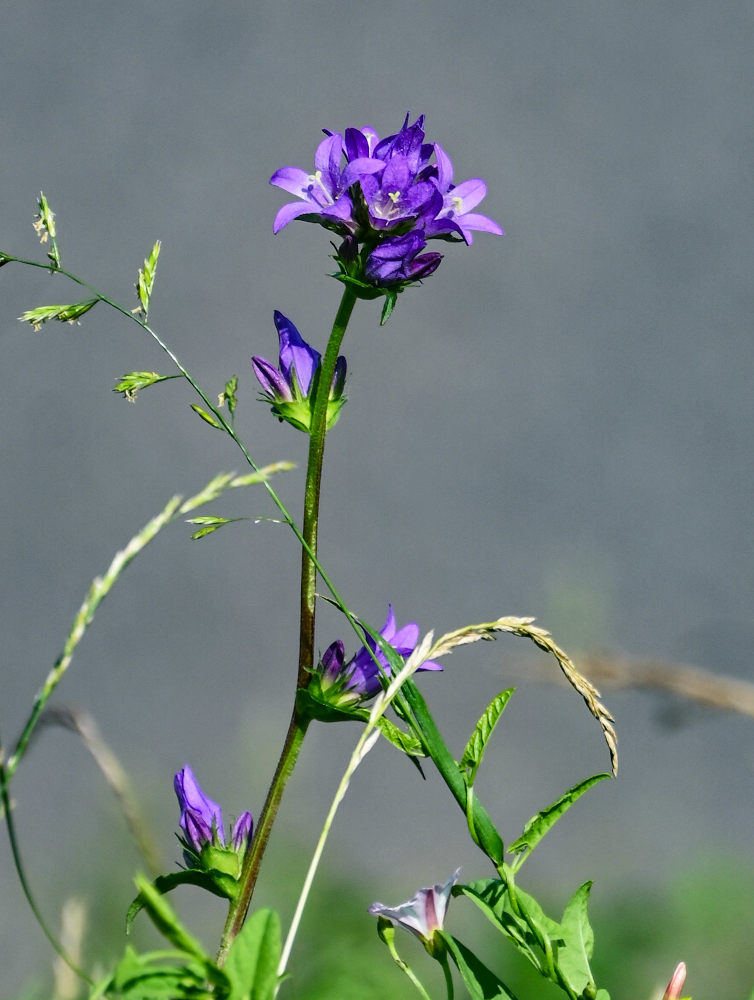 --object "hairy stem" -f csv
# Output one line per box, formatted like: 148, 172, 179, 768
218, 285, 358, 962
